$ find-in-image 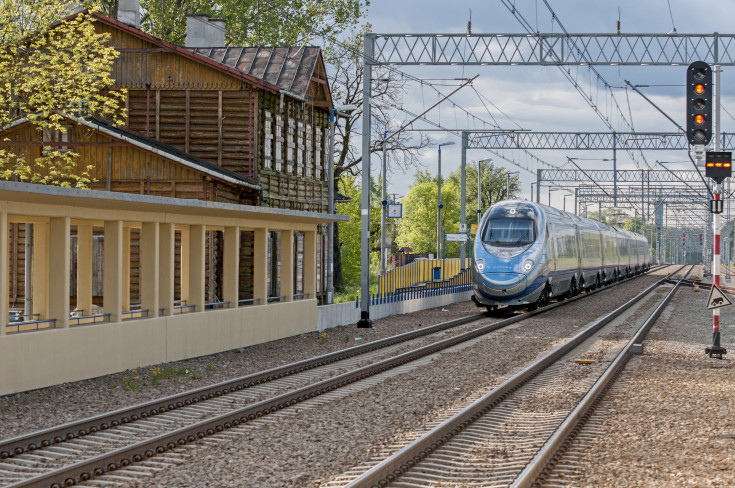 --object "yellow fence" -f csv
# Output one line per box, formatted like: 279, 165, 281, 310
378, 258, 470, 296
